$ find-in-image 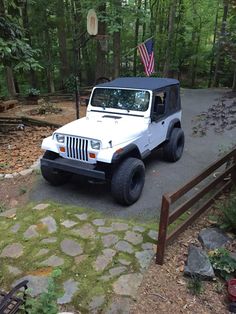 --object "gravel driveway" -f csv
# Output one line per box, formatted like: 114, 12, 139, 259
31, 88, 236, 221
